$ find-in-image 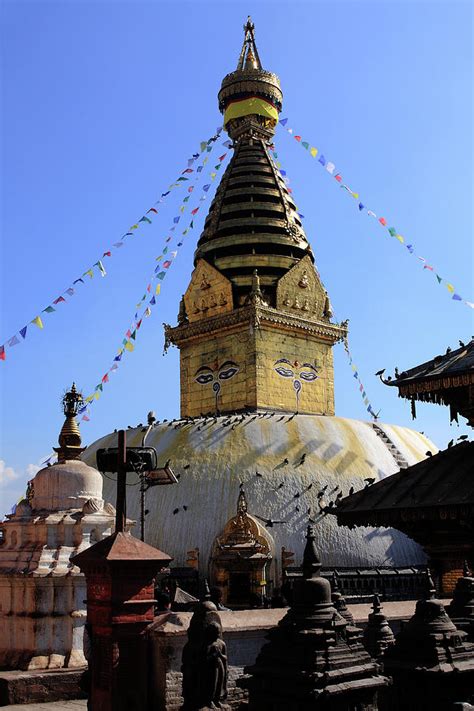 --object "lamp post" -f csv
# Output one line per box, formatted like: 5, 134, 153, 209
96, 422, 178, 541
